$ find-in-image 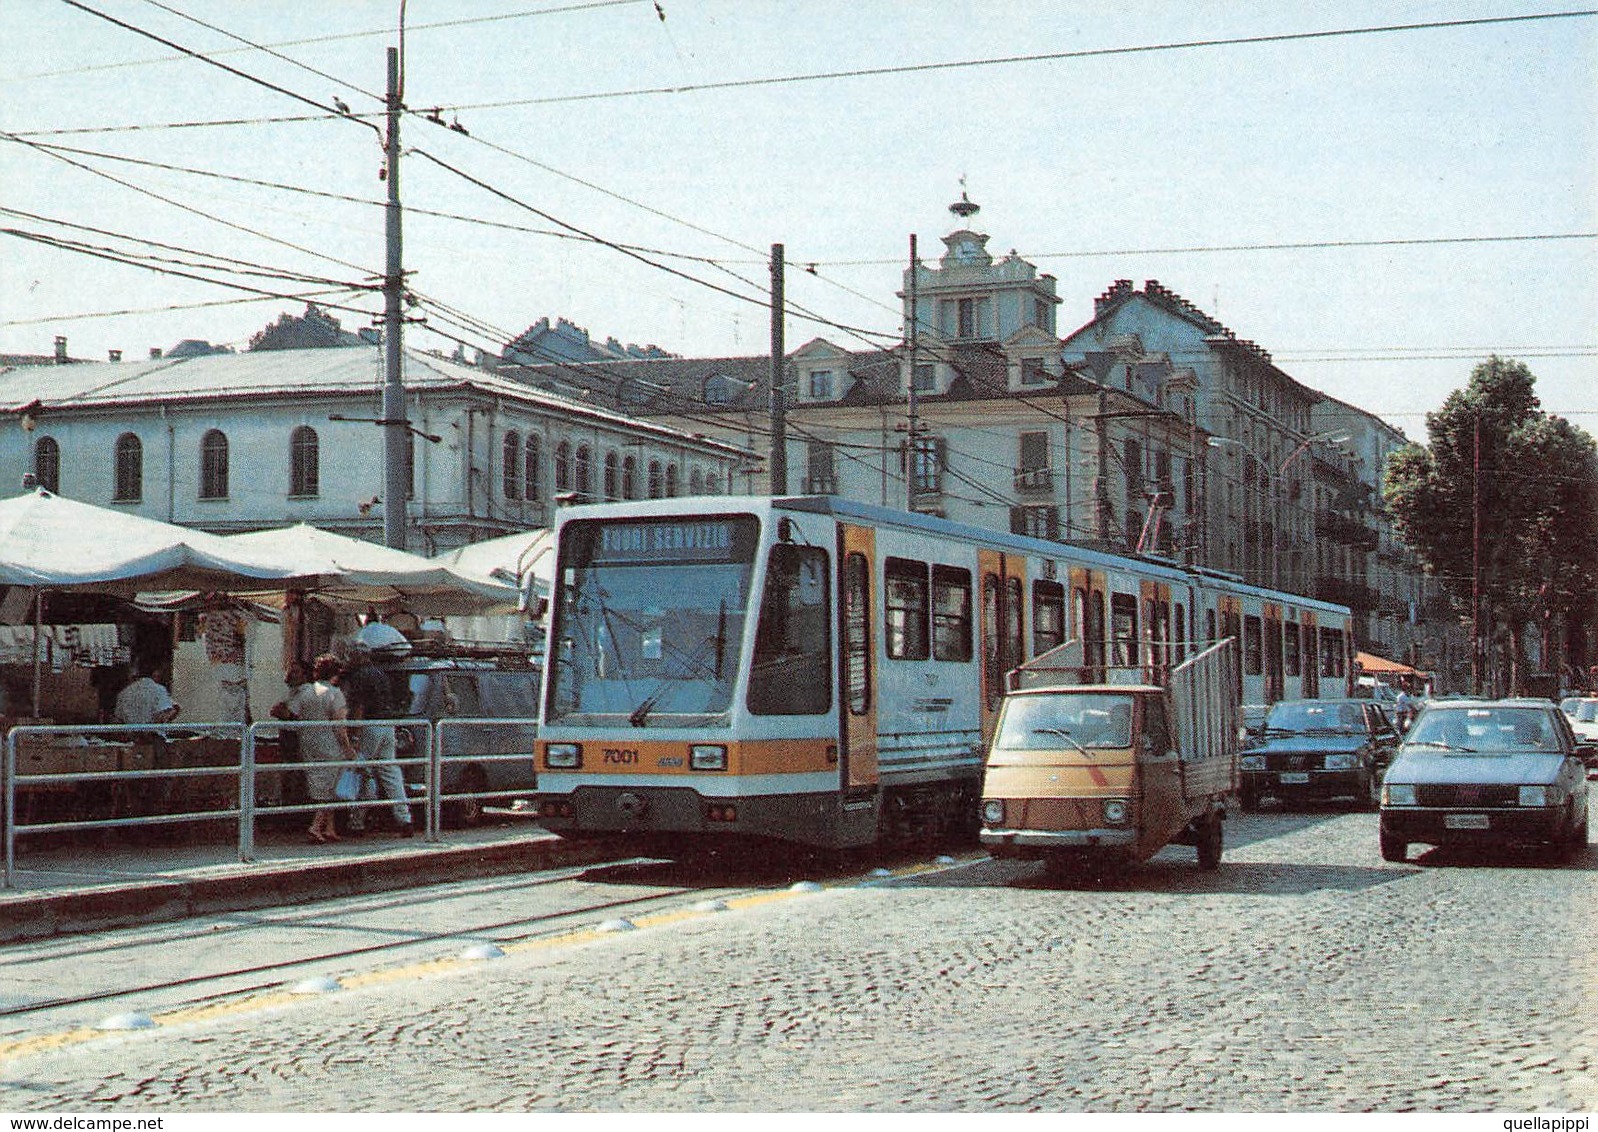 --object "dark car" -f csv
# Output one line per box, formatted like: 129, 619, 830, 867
385, 654, 540, 826
1378, 699, 1590, 863
1239, 698, 1400, 810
